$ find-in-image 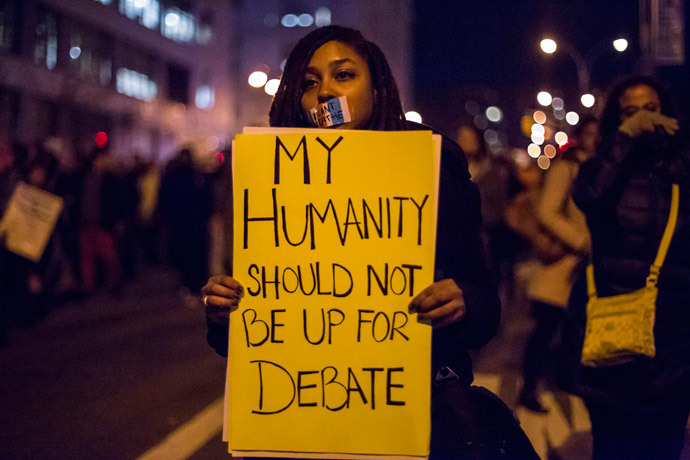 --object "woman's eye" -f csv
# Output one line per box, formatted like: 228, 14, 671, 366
336, 71, 354, 80
622, 107, 639, 118
303, 78, 318, 89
